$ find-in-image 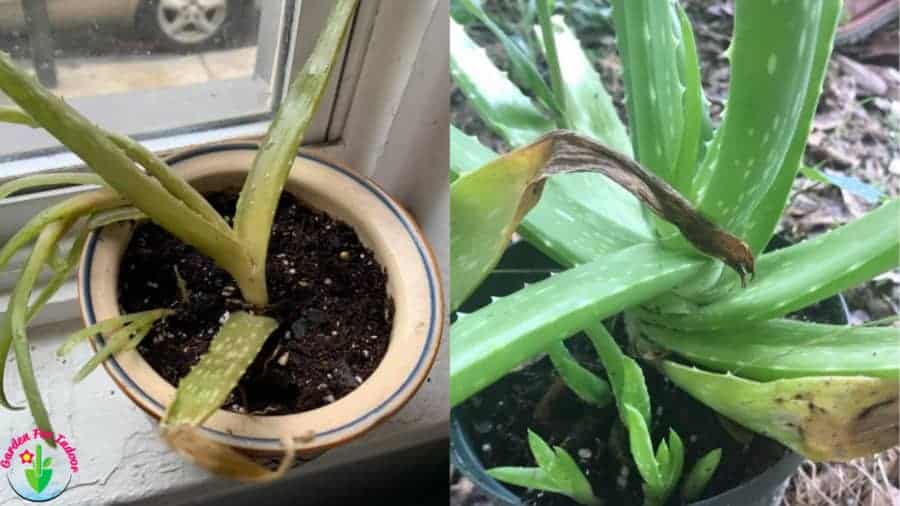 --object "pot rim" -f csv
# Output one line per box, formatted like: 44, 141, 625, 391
77, 143, 445, 454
